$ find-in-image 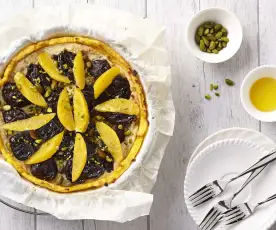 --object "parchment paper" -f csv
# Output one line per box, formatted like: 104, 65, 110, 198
0, 5, 175, 222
